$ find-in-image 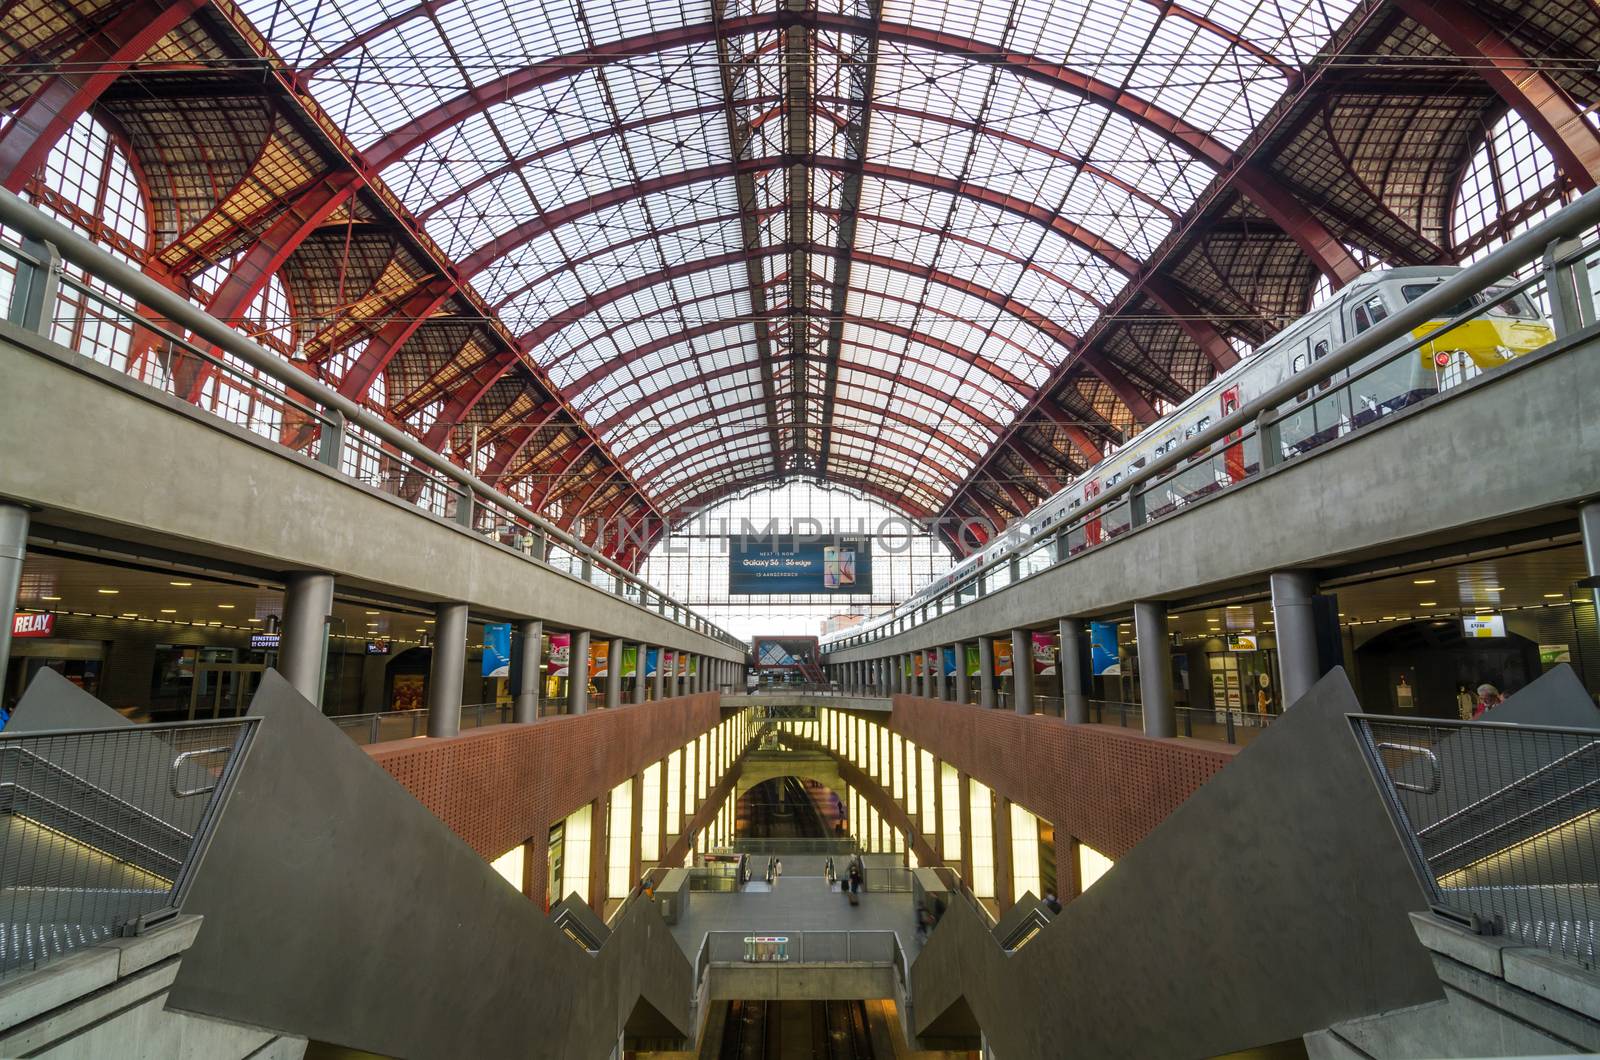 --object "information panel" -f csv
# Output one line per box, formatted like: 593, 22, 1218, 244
728, 535, 873, 595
